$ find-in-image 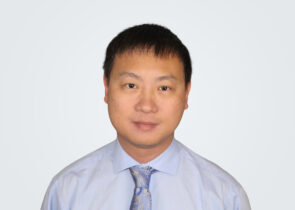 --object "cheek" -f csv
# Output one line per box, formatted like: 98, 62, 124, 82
108, 92, 133, 120
160, 98, 185, 120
